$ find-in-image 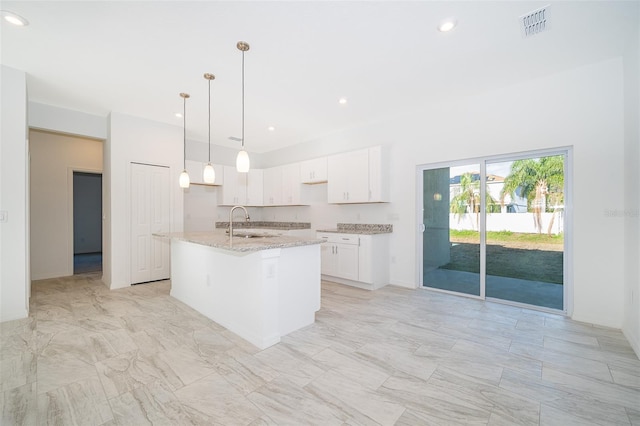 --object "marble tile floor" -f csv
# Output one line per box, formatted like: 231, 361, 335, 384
1, 273, 639, 425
